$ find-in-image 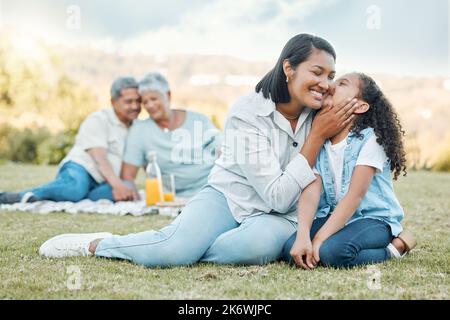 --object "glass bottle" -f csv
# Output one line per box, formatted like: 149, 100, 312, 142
145, 151, 163, 206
